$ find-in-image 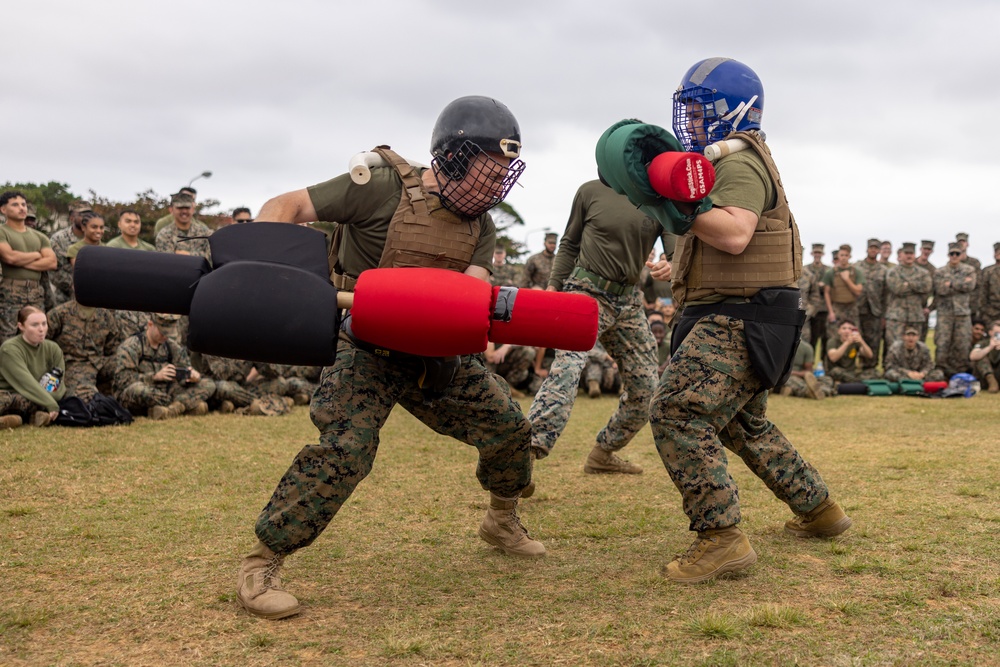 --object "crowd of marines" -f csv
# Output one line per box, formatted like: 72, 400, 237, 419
0, 190, 321, 429
795, 235, 1000, 397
